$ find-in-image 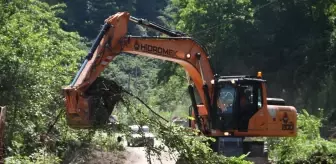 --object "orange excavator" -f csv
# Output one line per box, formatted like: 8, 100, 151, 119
62, 12, 297, 159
